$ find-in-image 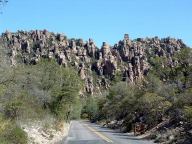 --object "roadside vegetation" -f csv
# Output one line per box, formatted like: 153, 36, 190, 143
0, 37, 192, 143
0, 45, 83, 143
83, 47, 192, 143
